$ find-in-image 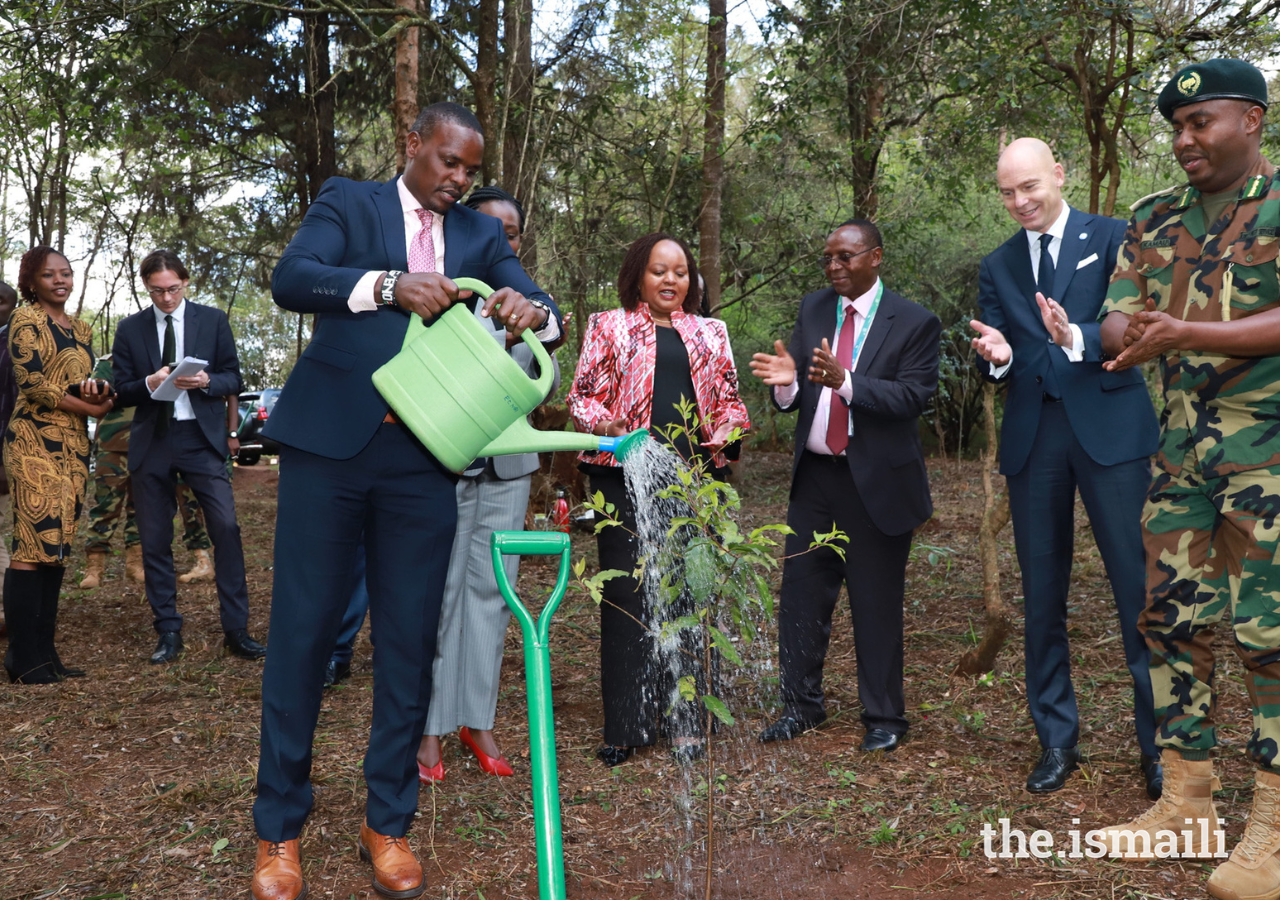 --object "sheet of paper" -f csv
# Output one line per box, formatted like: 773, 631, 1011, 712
151, 356, 209, 402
